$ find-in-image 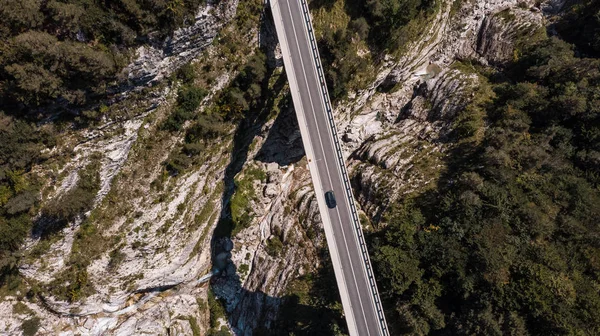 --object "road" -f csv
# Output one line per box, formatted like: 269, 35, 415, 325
269, 0, 389, 335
